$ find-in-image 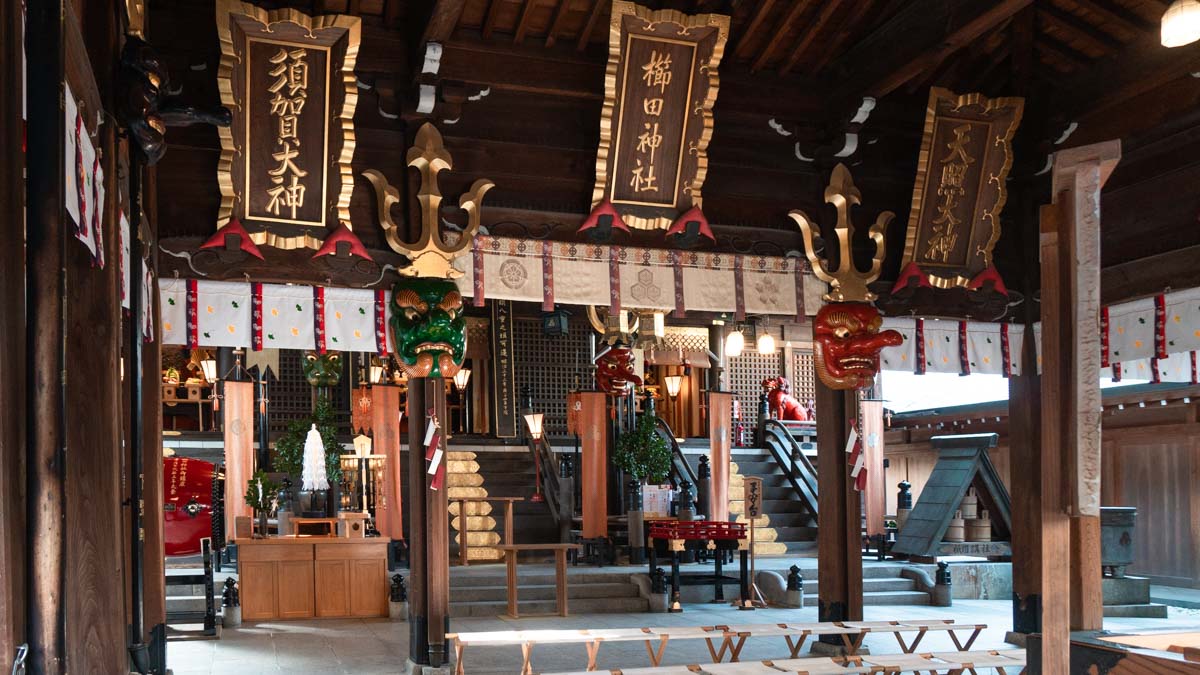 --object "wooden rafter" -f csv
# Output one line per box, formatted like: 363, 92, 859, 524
732, 0, 776, 60
1068, 0, 1156, 34
751, 0, 811, 73
545, 0, 572, 47
514, 0, 537, 44
830, 0, 1033, 101
1036, 35, 1093, 71
808, 0, 876, 75
421, 0, 469, 44
779, 0, 843, 76
576, 0, 603, 51
1037, 4, 1122, 52
482, 0, 504, 40
1054, 32, 1200, 121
